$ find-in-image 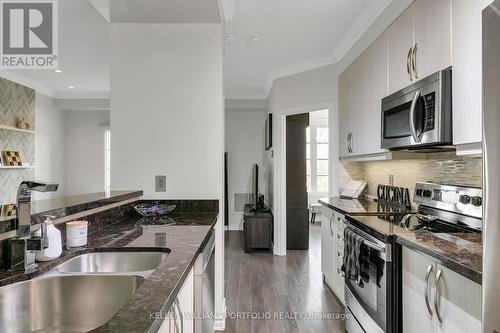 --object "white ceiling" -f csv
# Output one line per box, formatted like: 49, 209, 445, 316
224, 0, 391, 99
0, 0, 394, 99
